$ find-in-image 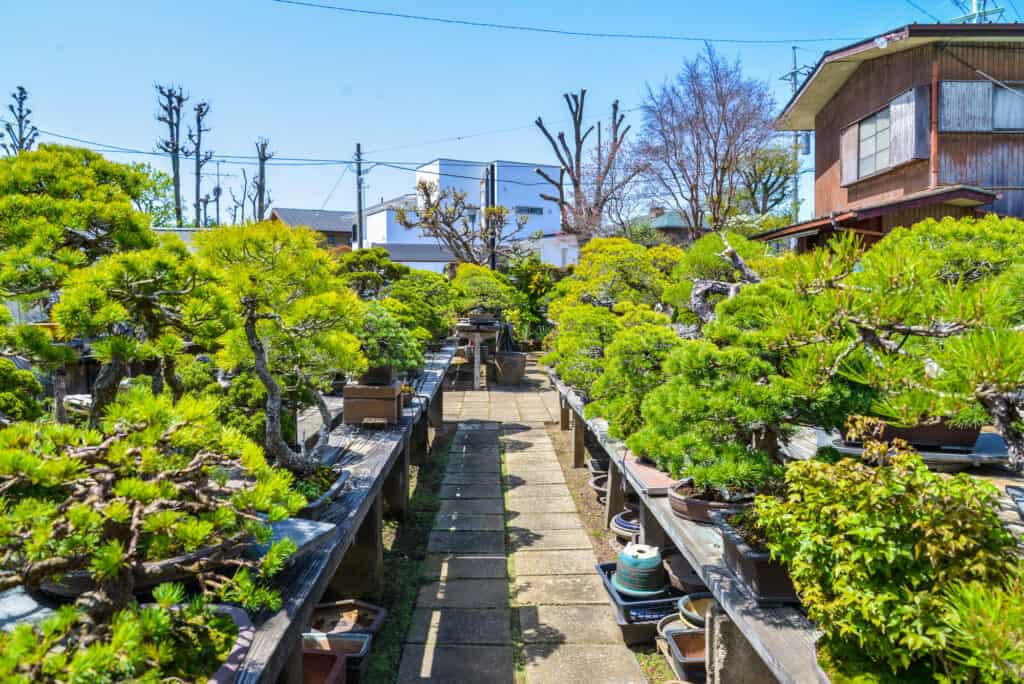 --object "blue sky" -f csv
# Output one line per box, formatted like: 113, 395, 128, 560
1, 1, 963, 221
